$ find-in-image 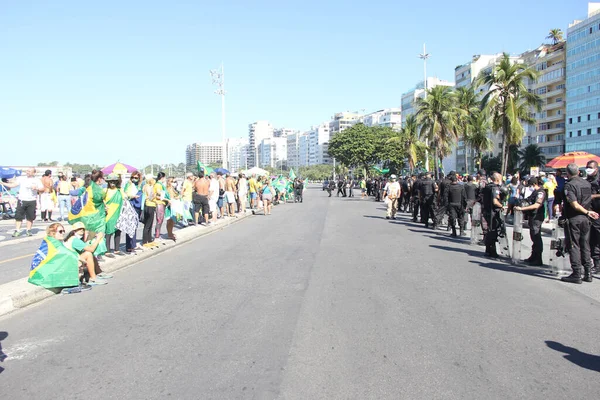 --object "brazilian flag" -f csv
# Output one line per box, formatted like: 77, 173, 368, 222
69, 182, 106, 233
29, 237, 79, 289
105, 189, 123, 235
